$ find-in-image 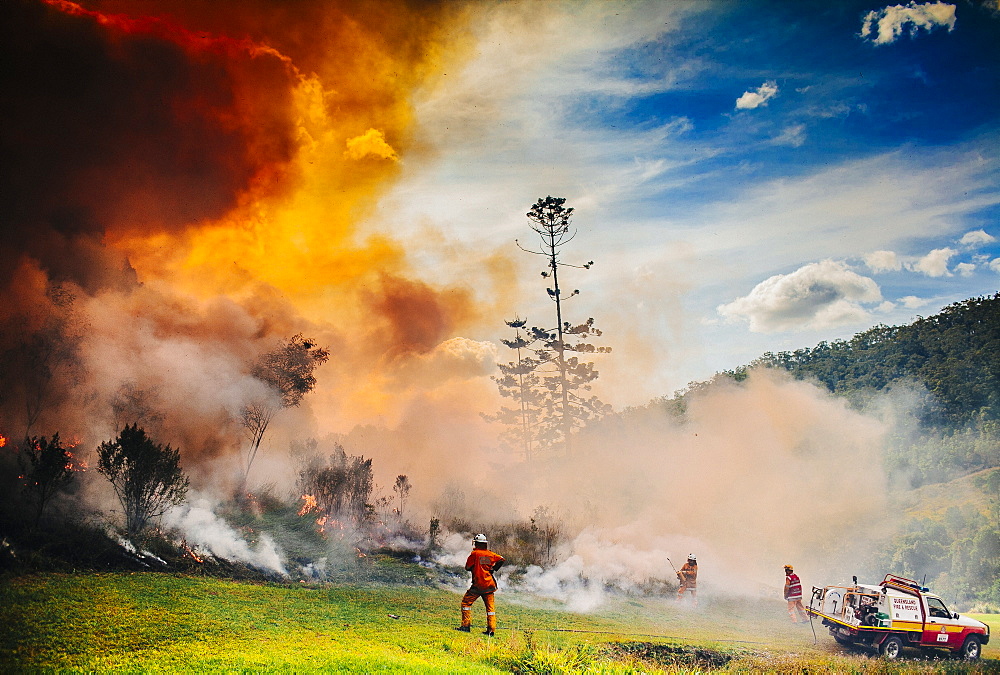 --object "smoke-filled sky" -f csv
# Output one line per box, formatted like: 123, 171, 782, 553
5, 0, 999, 422
5, 0, 998, 595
